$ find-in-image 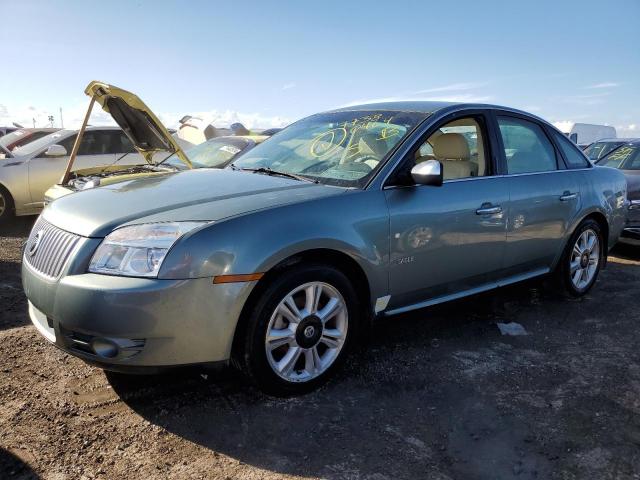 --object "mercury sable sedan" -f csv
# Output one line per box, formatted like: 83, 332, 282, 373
23, 91, 627, 395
